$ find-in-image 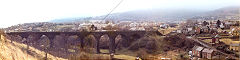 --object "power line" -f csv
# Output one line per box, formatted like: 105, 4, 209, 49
102, 0, 124, 21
